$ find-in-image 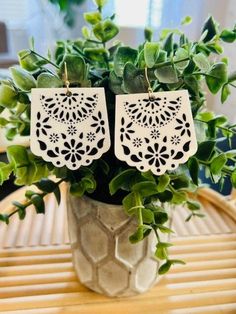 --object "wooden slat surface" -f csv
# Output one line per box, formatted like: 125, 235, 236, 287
0, 185, 236, 249
0, 234, 236, 313
0, 187, 236, 313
